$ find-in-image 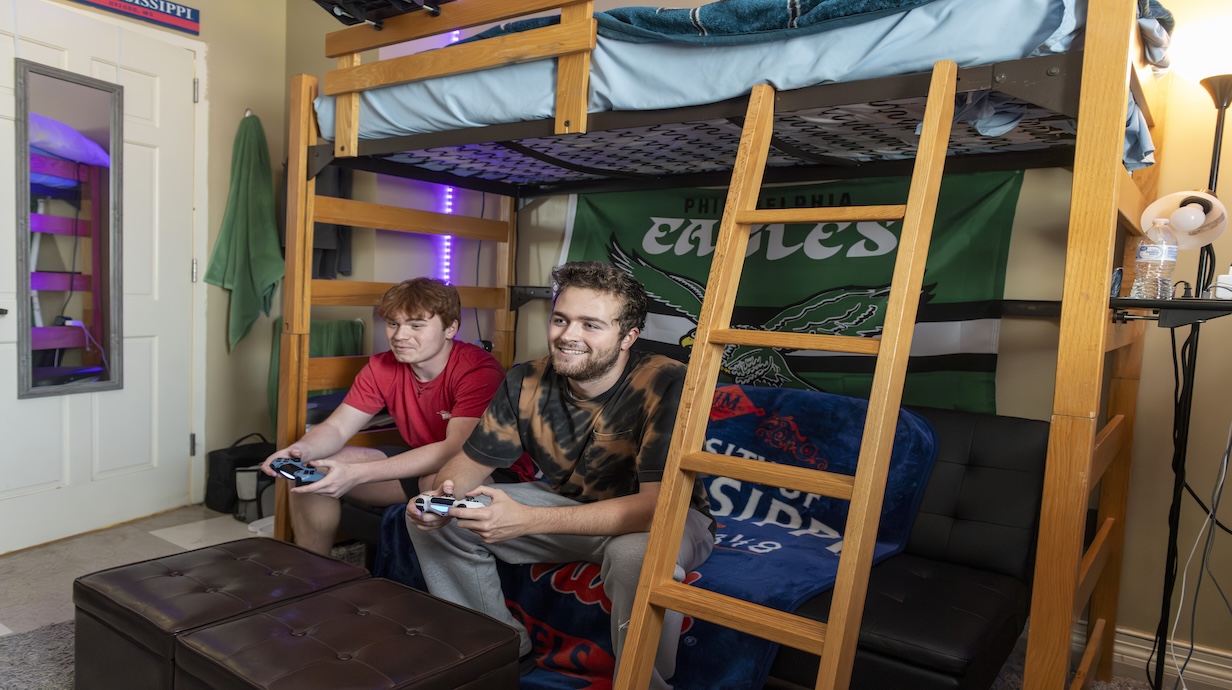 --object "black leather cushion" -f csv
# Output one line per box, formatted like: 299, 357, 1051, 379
73, 537, 368, 660
767, 407, 1049, 690
769, 554, 1029, 689
73, 538, 370, 690
175, 578, 520, 690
